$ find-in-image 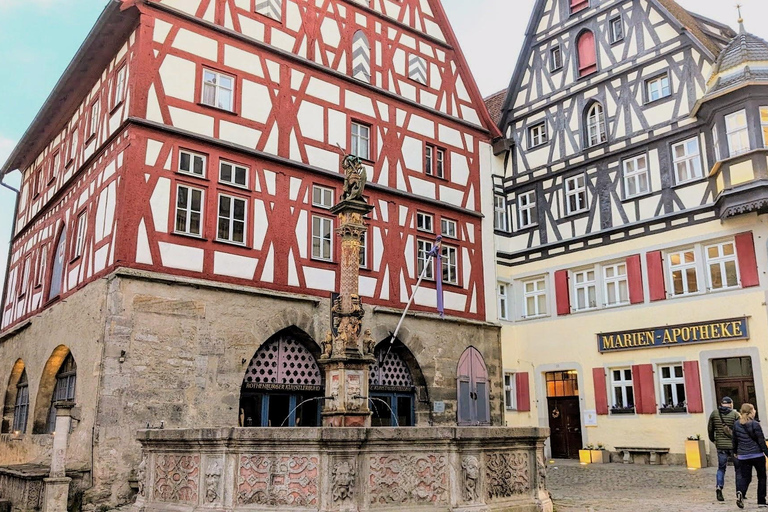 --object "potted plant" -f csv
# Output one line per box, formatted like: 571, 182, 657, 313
610, 405, 635, 415
590, 442, 611, 464
579, 443, 594, 464
685, 434, 708, 469
660, 401, 687, 414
